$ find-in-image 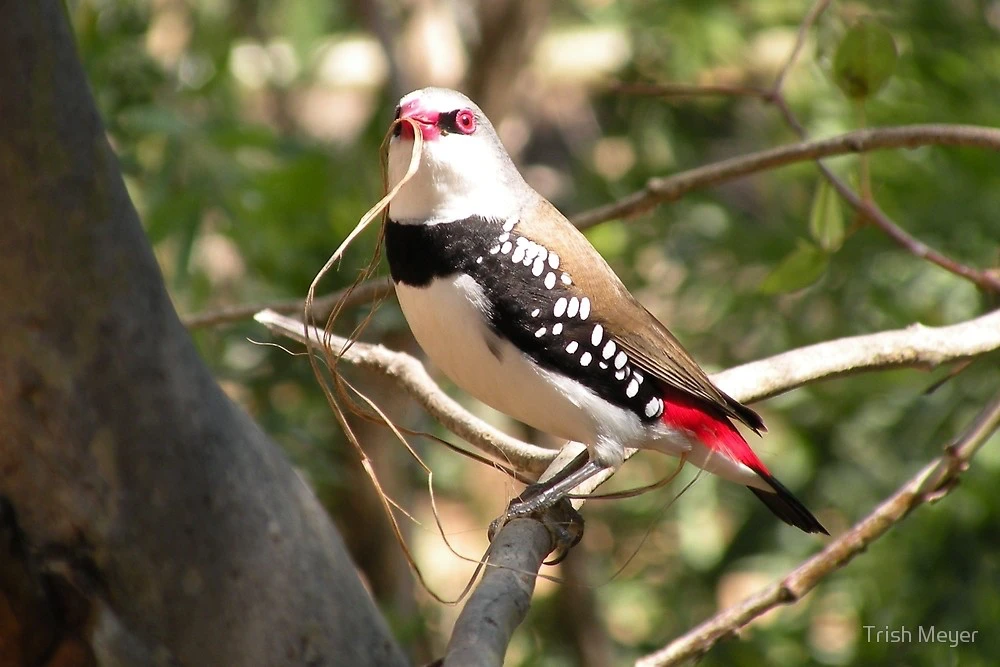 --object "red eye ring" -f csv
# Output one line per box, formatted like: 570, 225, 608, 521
455, 109, 476, 134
